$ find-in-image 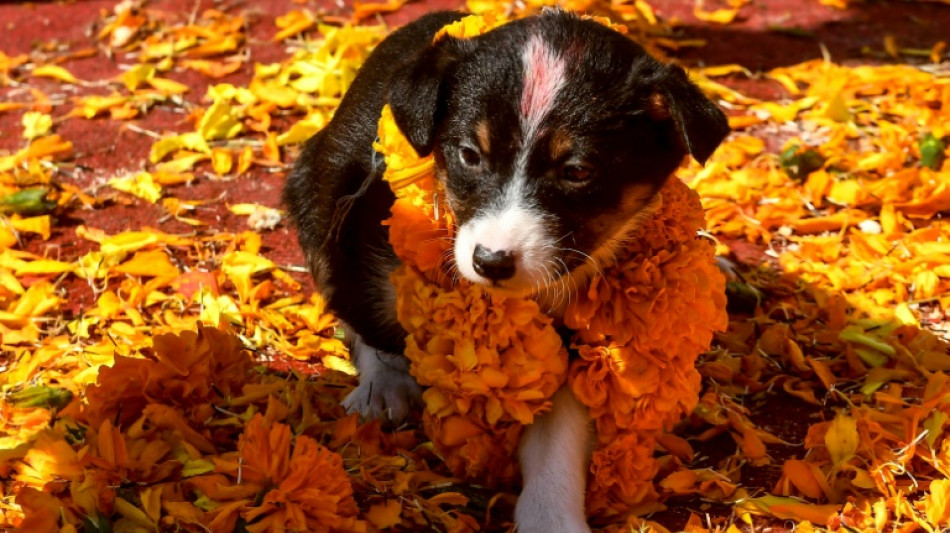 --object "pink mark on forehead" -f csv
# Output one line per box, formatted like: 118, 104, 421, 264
520, 35, 566, 129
